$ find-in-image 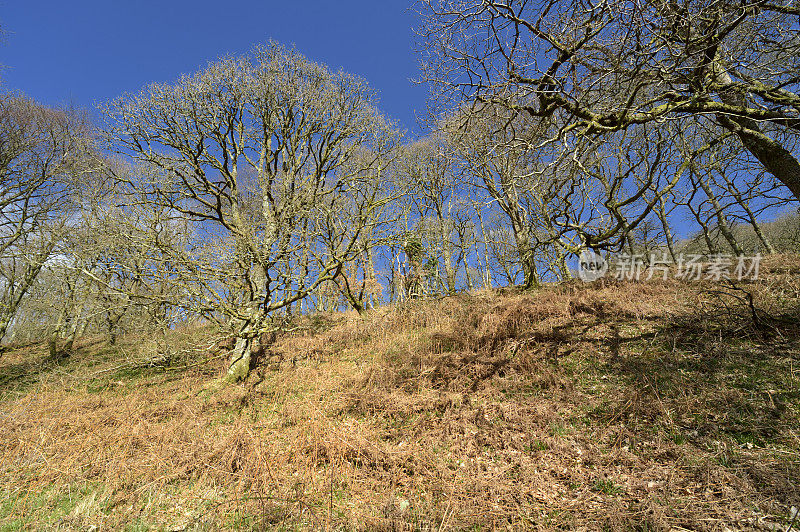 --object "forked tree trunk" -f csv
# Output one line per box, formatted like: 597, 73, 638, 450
510, 218, 539, 289
738, 198, 776, 254
62, 303, 85, 355
697, 176, 744, 256
225, 313, 266, 382
698, 219, 716, 254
